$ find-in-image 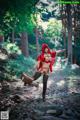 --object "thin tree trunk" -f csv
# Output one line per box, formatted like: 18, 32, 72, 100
61, 4, 67, 58
36, 28, 40, 55
21, 32, 29, 57
66, 4, 72, 65
73, 6, 77, 64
